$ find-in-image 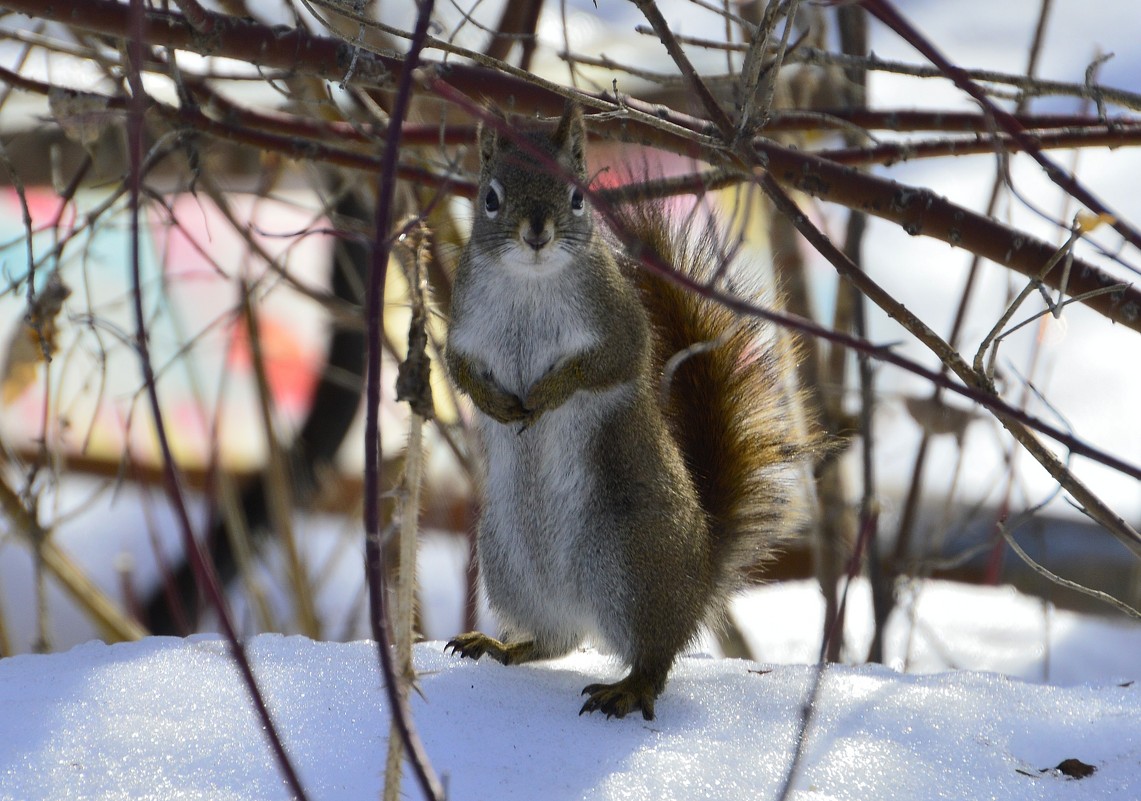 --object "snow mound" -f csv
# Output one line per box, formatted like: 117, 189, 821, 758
2, 636, 1138, 800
